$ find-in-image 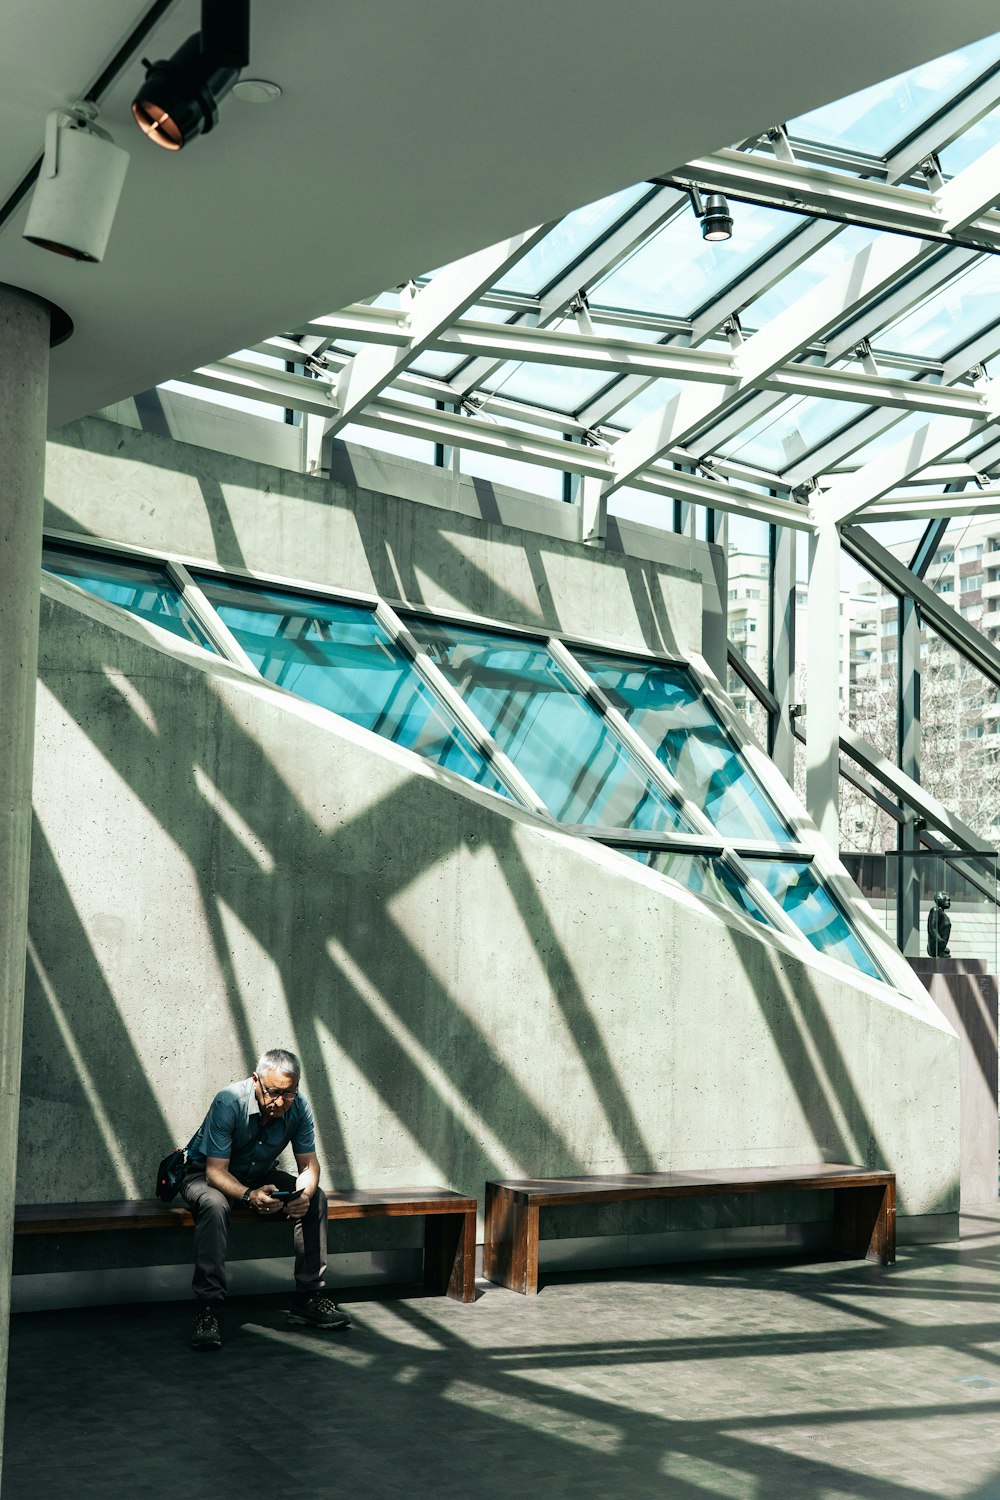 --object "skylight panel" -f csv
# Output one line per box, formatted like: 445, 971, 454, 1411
479, 318, 614, 412
878, 252, 997, 359
938, 102, 1000, 177
789, 34, 1000, 155
740, 225, 879, 328
604, 377, 686, 430
716, 393, 870, 473
589, 202, 805, 319
410, 301, 512, 379
493, 182, 650, 296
